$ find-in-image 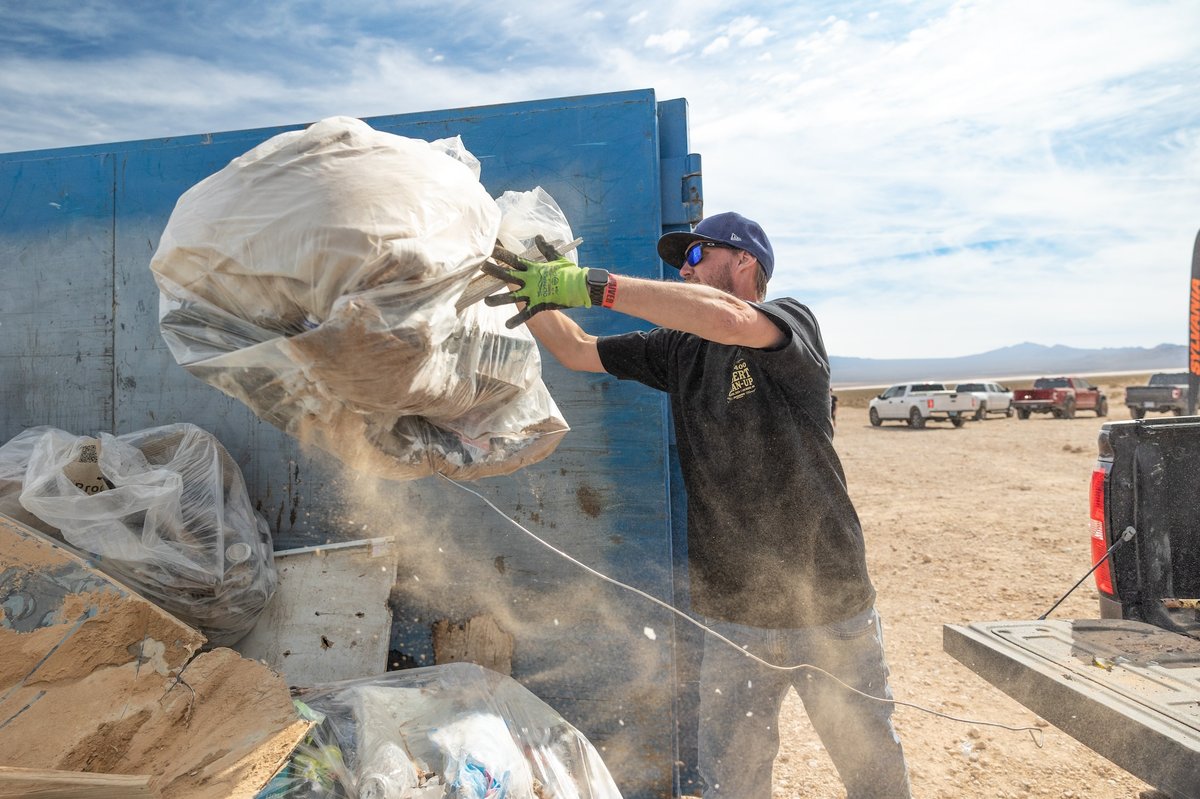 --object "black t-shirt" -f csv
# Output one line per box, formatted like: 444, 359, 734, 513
596, 298, 875, 628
